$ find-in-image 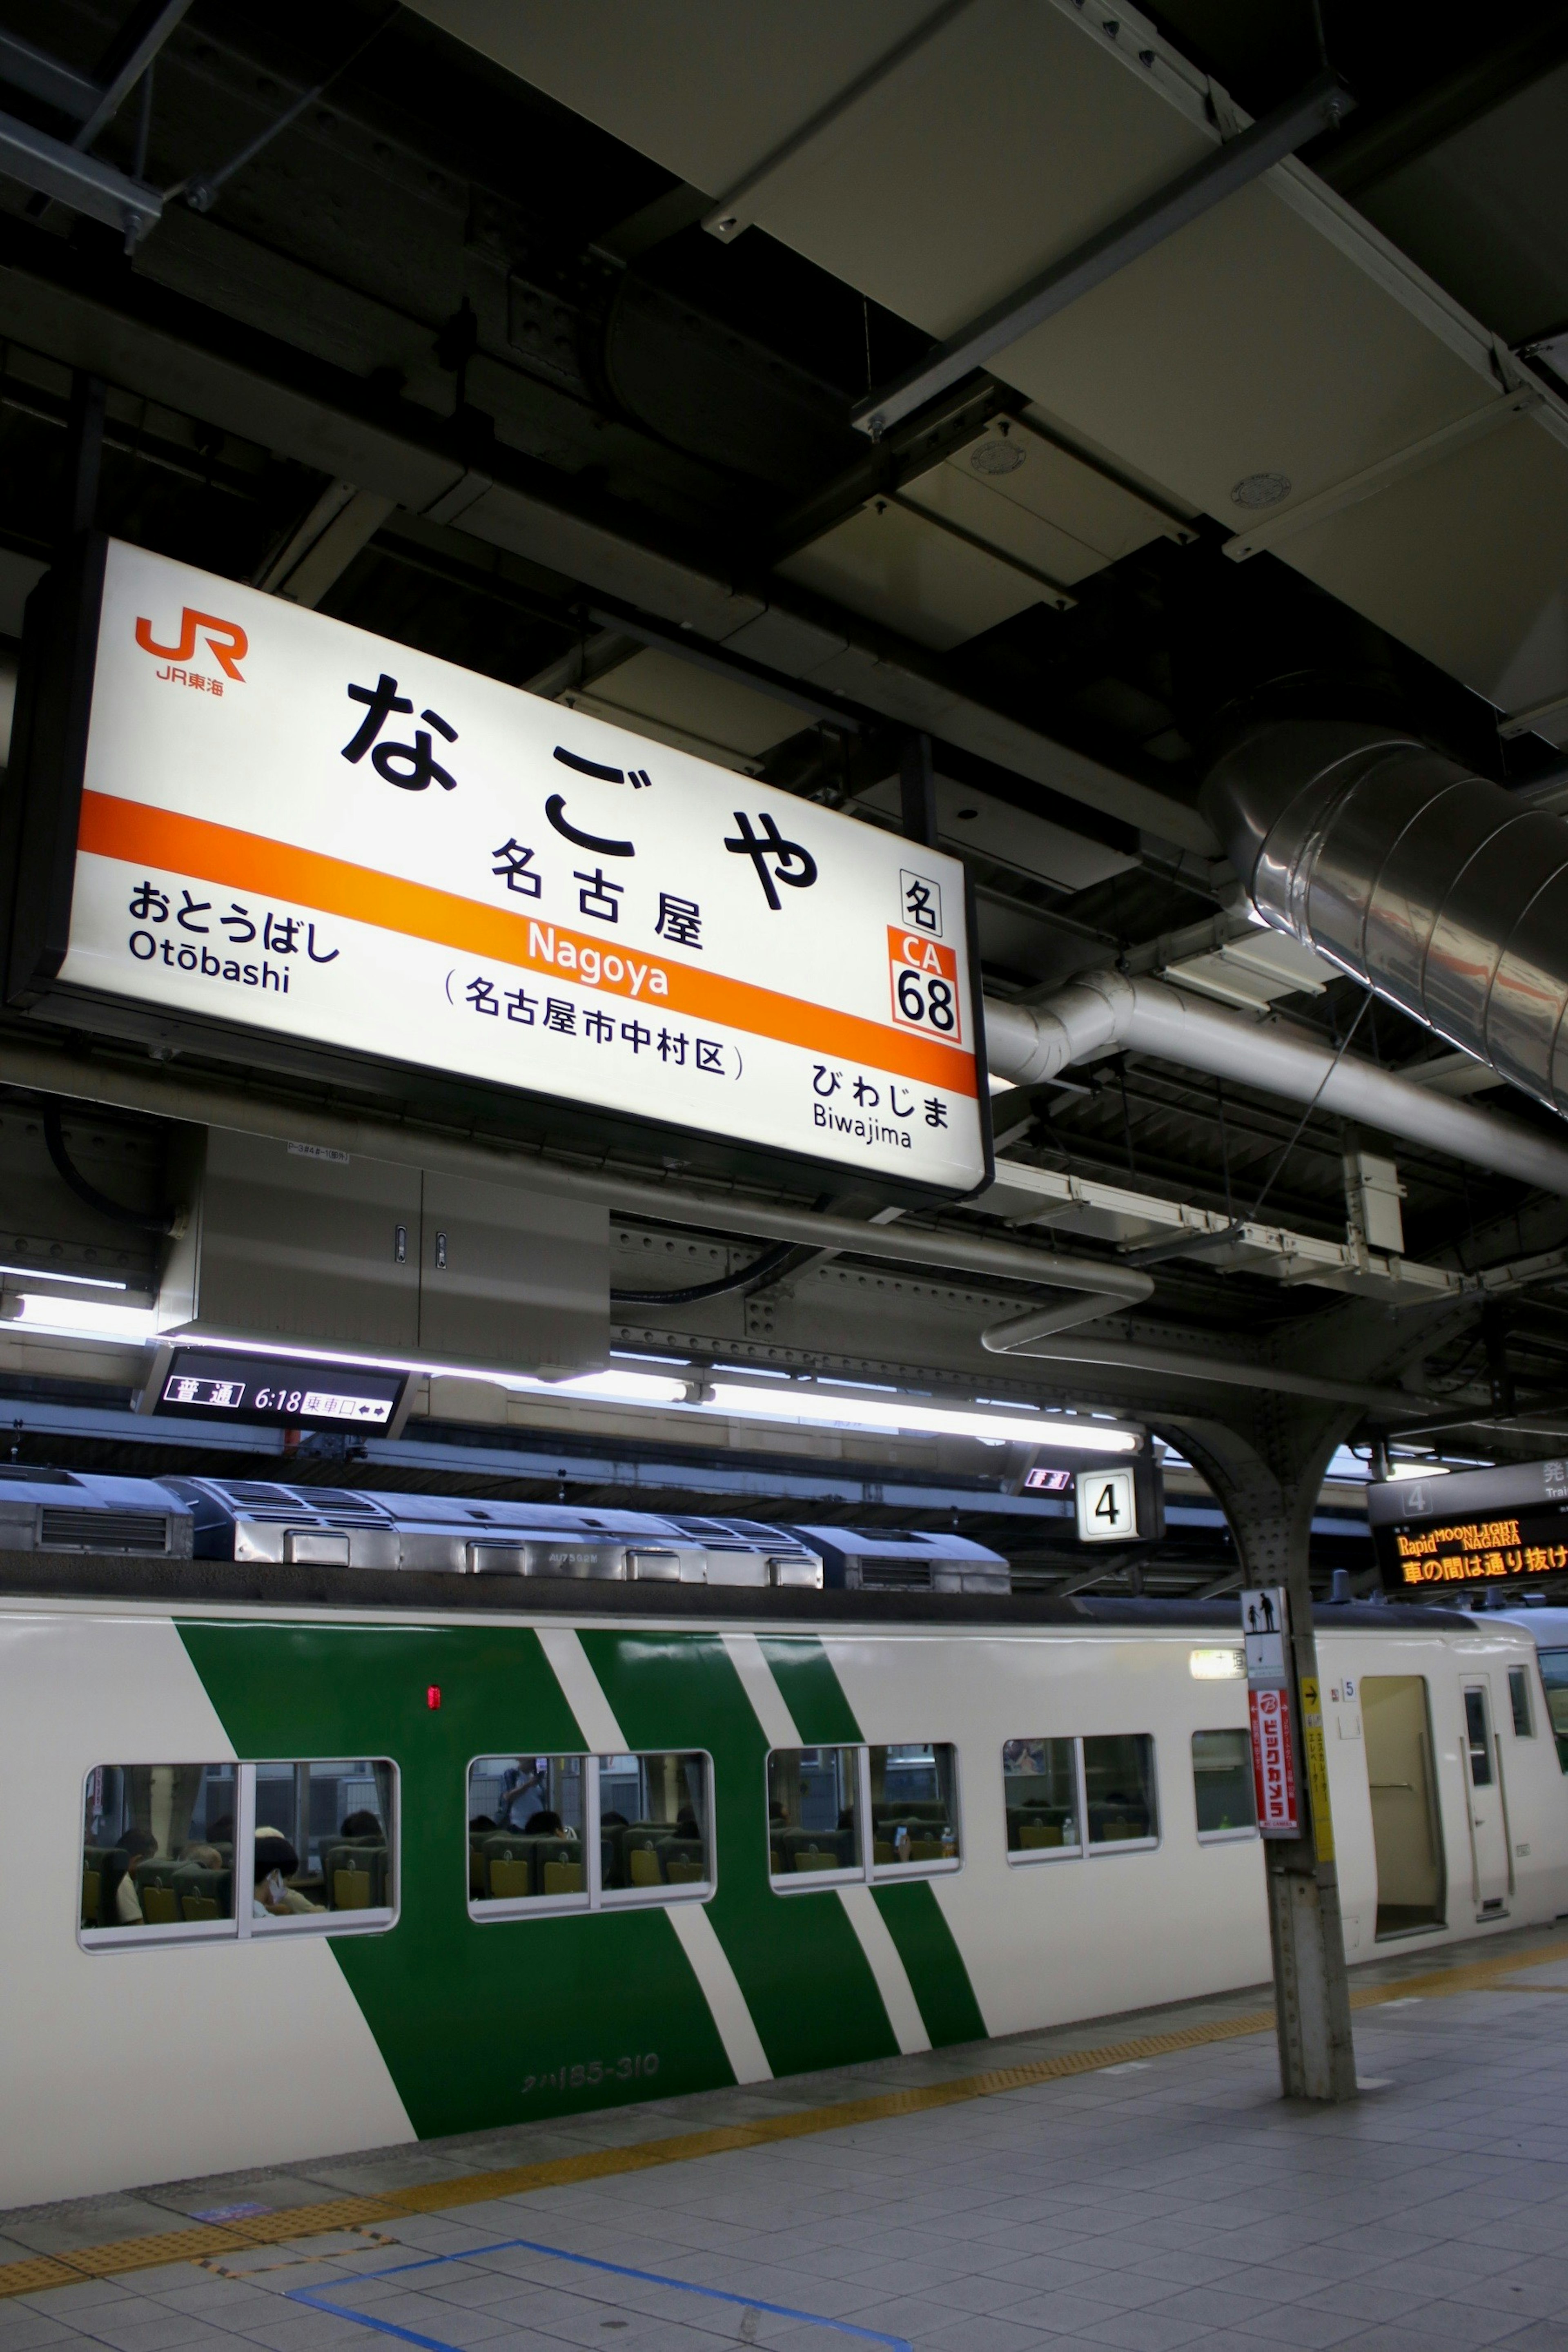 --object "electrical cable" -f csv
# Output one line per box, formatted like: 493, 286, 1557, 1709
1122, 992, 1372, 1269
610, 1237, 799, 1308
41, 1102, 174, 1235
